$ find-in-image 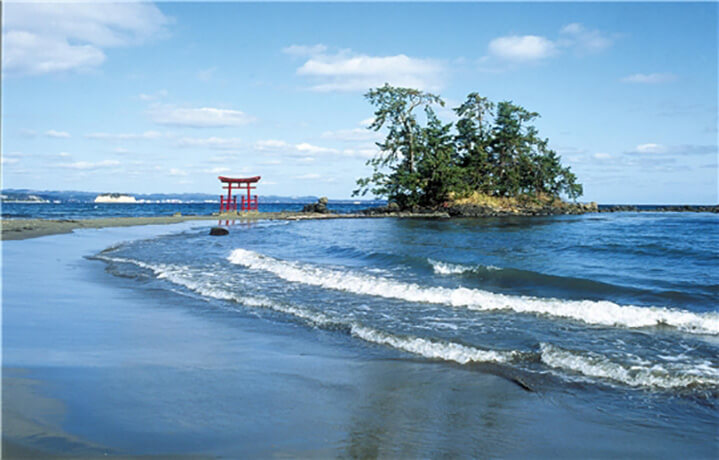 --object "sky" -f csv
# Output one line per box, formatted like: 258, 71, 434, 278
2, 1, 717, 204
